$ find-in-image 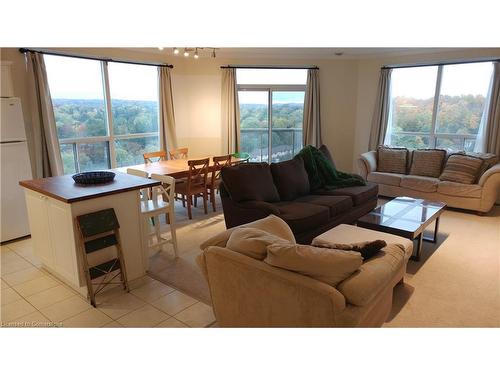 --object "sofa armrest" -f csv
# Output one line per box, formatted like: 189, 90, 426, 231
235, 200, 281, 215
357, 151, 377, 179
478, 163, 500, 186
478, 163, 500, 212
